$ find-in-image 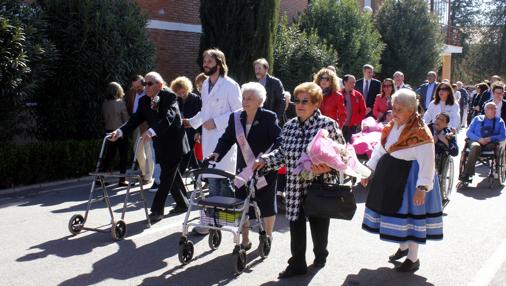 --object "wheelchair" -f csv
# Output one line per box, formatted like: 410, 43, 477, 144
435, 151, 454, 208
457, 139, 506, 189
